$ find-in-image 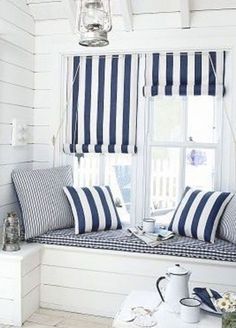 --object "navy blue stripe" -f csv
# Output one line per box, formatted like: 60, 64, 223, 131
152, 53, 159, 93
83, 187, 100, 232
169, 186, 191, 231
178, 190, 201, 236
71, 57, 80, 153
97, 56, 105, 146
94, 186, 112, 230
179, 52, 188, 96
106, 186, 122, 229
165, 53, 173, 95
110, 56, 119, 147
84, 57, 92, 145
122, 55, 132, 147
66, 186, 86, 234
194, 53, 202, 95
204, 193, 230, 242
209, 52, 216, 96
191, 192, 212, 239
